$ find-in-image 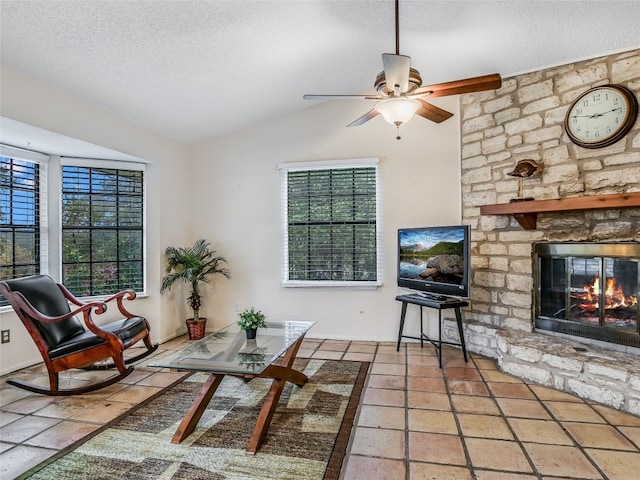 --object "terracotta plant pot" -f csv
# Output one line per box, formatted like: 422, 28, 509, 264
186, 318, 207, 340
